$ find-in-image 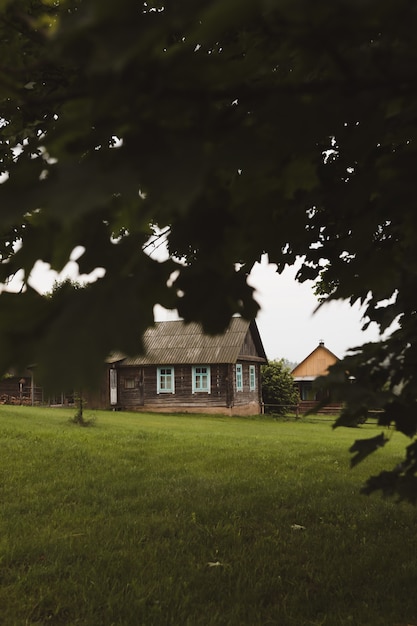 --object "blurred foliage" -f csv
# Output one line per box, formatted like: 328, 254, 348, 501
1, 0, 417, 497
